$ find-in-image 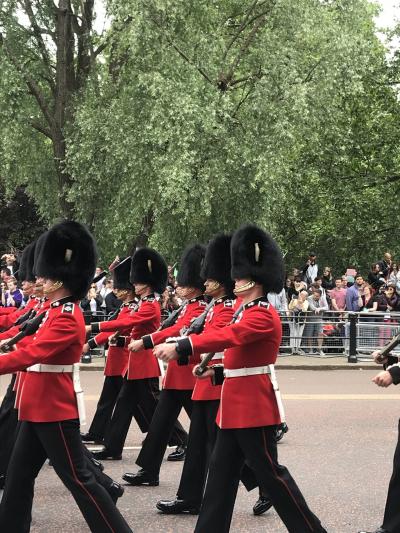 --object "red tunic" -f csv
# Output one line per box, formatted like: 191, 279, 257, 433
0, 297, 40, 342
148, 297, 207, 390
0, 297, 37, 331
191, 299, 234, 401
0, 298, 85, 422
125, 296, 161, 379
188, 298, 282, 429
14, 298, 52, 405
91, 302, 136, 376
96, 296, 161, 379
